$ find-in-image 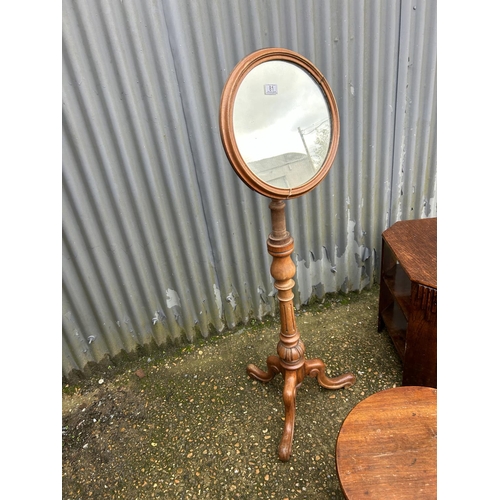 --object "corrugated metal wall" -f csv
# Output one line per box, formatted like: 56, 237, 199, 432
62, 0, 436, 379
